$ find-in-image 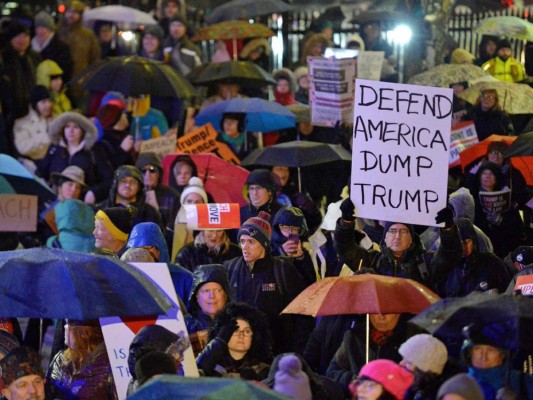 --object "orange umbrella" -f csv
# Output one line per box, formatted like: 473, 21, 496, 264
459, 134, 516, 172
511, 156, 533, 186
